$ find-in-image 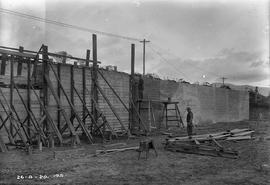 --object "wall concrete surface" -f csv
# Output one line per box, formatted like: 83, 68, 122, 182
141, 78, 249, 127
